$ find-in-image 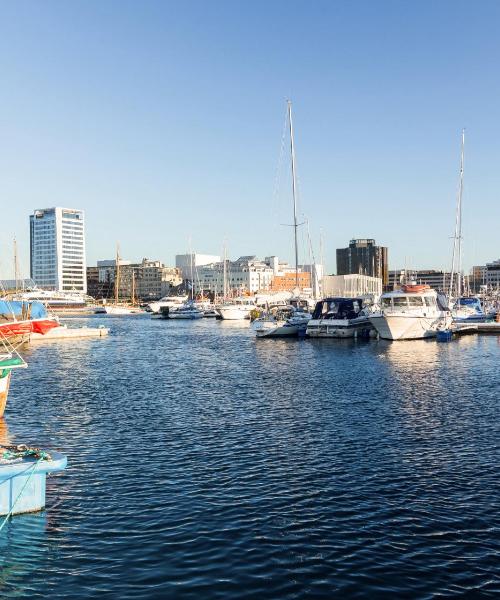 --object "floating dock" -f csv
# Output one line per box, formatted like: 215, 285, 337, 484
451, 322, 500, 337
29, 325, 109, 342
